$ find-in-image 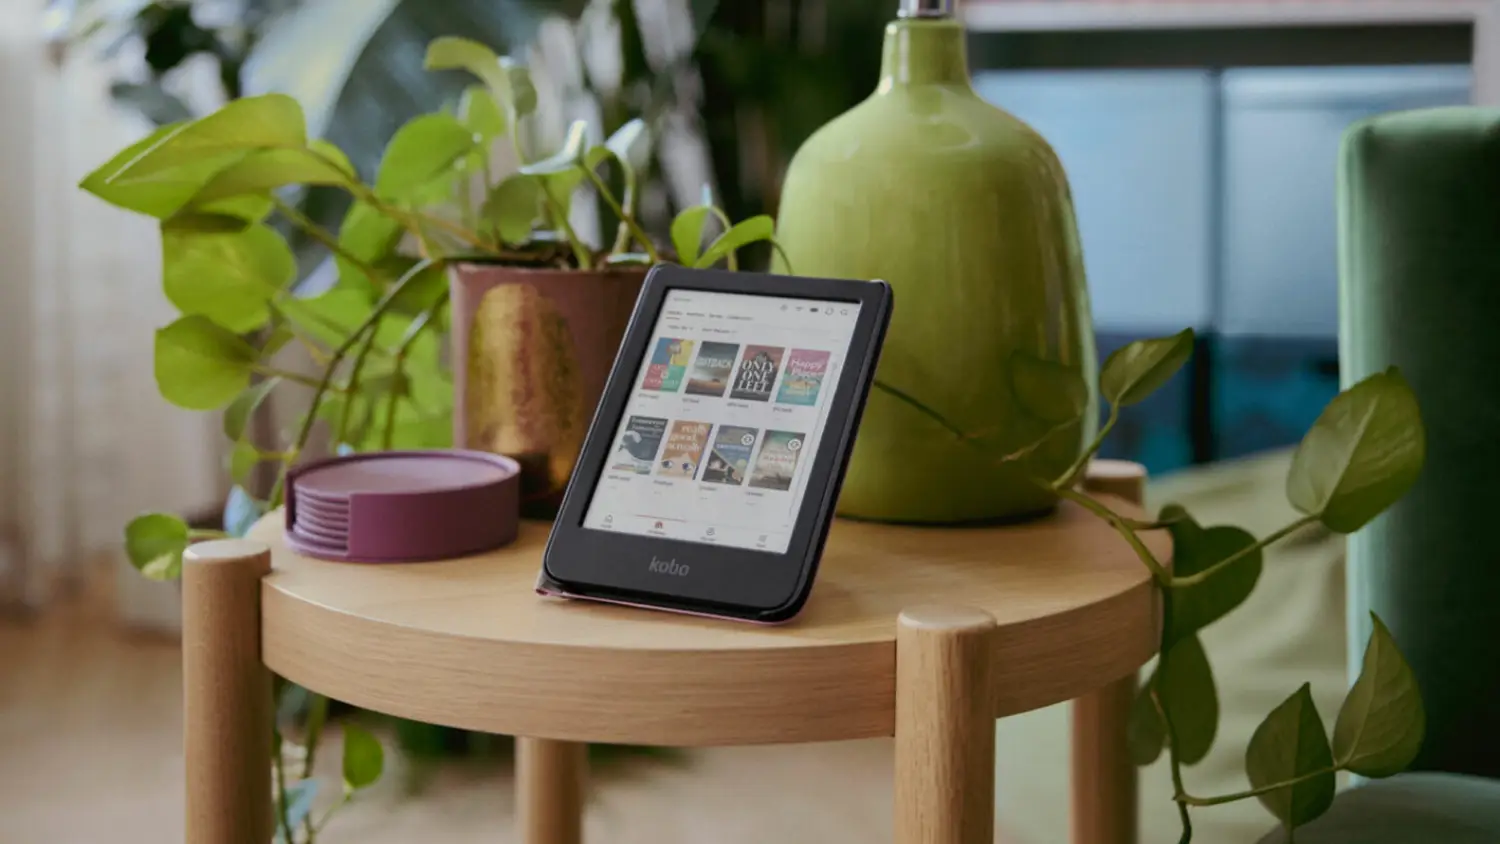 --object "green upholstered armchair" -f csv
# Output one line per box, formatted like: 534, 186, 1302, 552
1259, 107, 1500, 843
